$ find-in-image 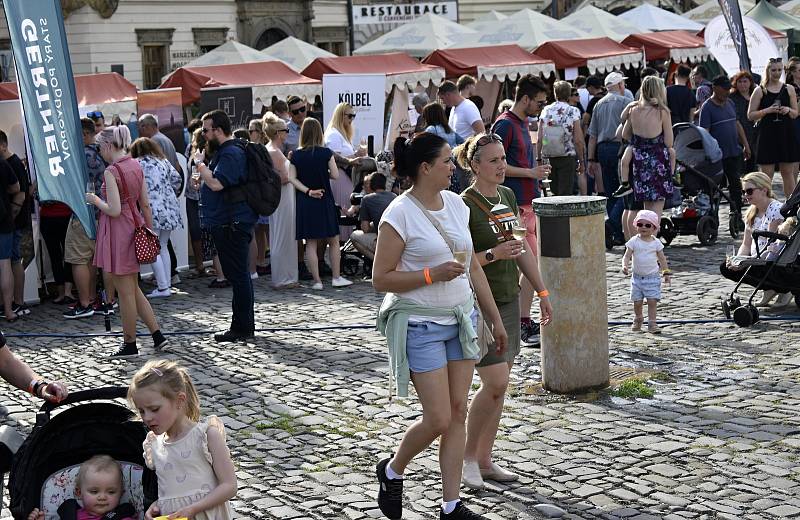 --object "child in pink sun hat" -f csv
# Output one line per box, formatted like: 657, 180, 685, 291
621, 210, 671, 333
